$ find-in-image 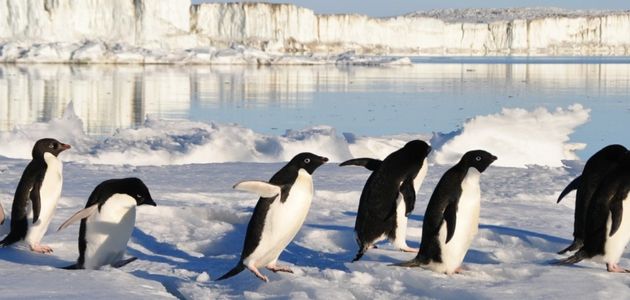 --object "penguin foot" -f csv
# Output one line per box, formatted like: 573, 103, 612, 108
454, 265, 467, 274
266, 264, 293, 273
30, 244, 53, 254
246, 265, 269, 282
606, 263, 630, 273
399, 246, 419, 253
